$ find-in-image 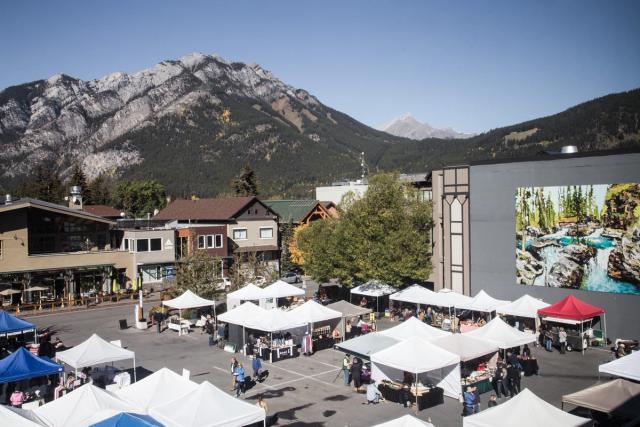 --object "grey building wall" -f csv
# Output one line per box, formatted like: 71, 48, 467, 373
469, 152, 640, 339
